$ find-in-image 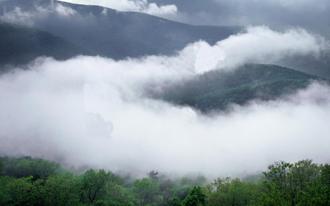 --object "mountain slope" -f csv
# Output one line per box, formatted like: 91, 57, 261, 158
279, 53, 330, 78
0, 22, 88, 70
0, 0, 240, 60
153, 64, 323, 112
